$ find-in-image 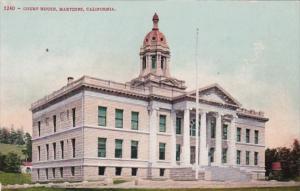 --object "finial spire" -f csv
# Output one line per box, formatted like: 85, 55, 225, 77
152, 13, 159, 30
